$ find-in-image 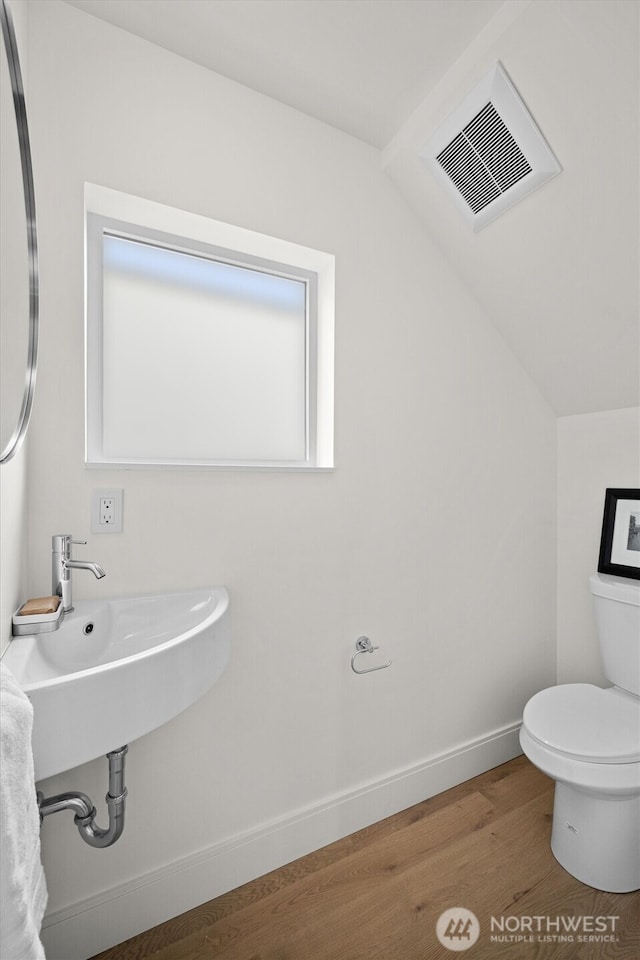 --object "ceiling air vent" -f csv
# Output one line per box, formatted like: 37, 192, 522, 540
420, 63, 561, 231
